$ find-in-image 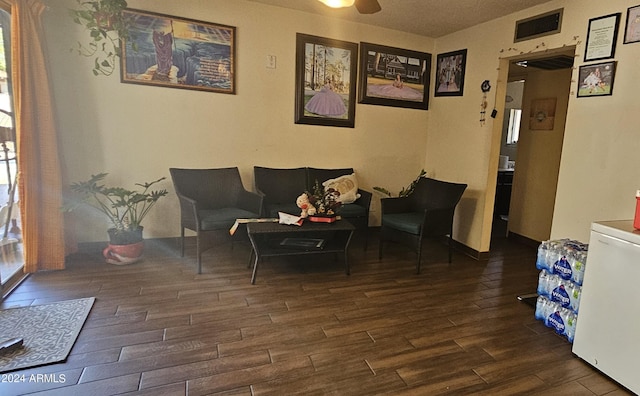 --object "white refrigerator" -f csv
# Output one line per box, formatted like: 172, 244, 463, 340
572, 220, 640, 394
